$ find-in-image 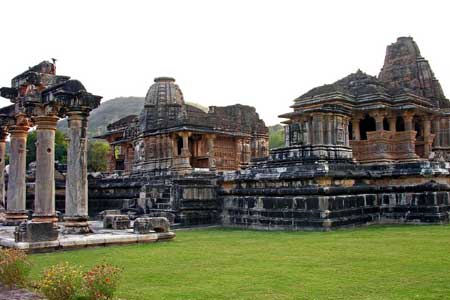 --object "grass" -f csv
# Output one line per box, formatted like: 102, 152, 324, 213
29, 225, 450, 300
